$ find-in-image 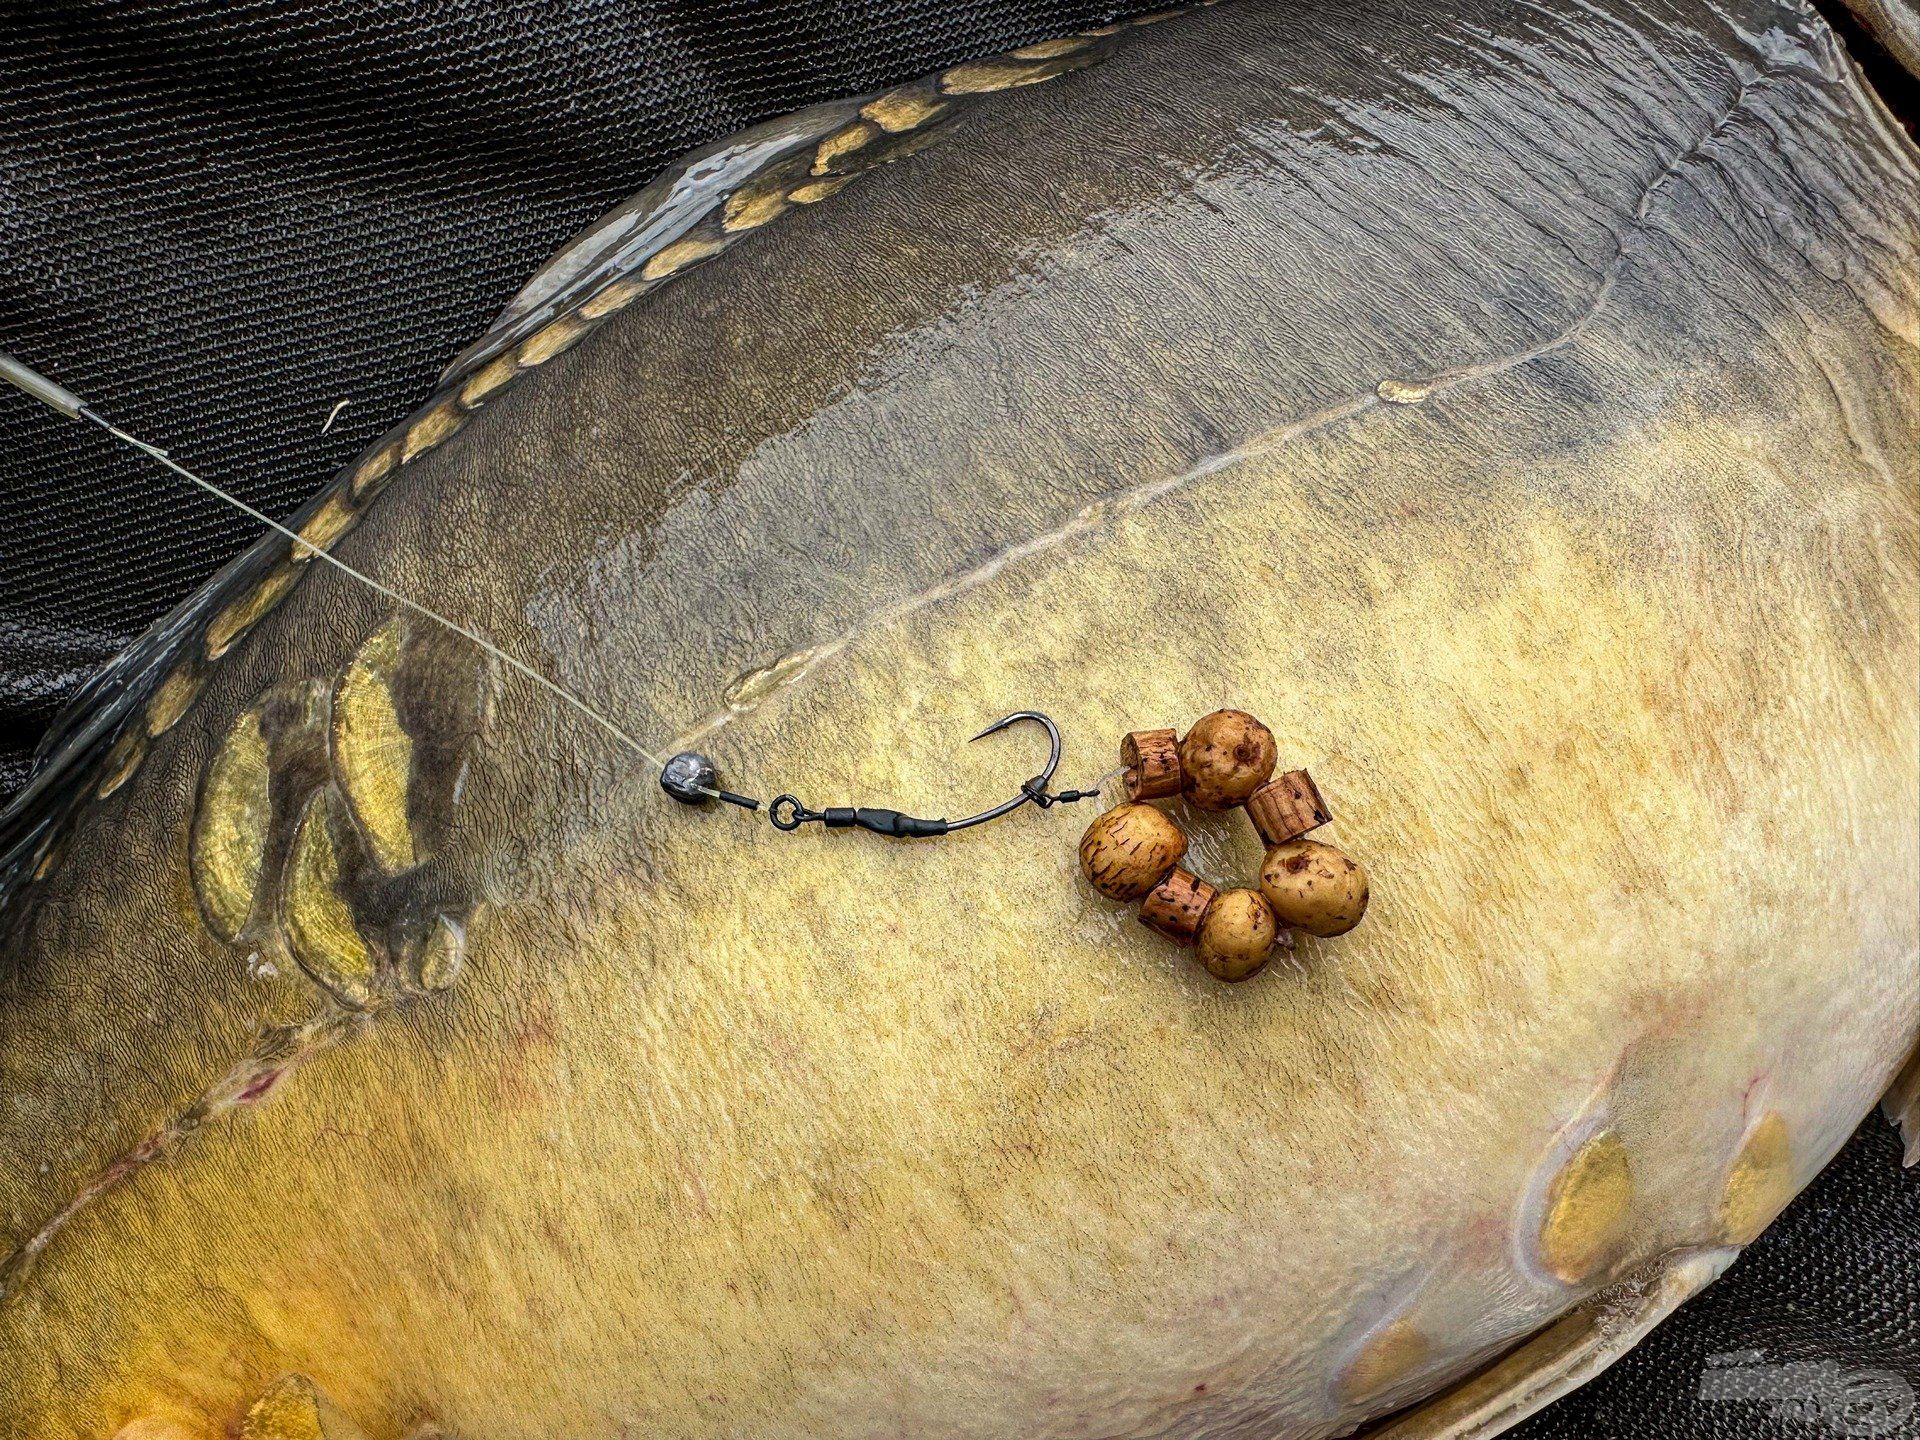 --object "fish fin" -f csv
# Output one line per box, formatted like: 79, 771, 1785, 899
240, 1374, 371, 1440
1885, 1046, 1920, 1167
1356, 1247, 1738, 1440
437, 101, 858, 390
0, 533, 289, 907
440, 24, 1134, 389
